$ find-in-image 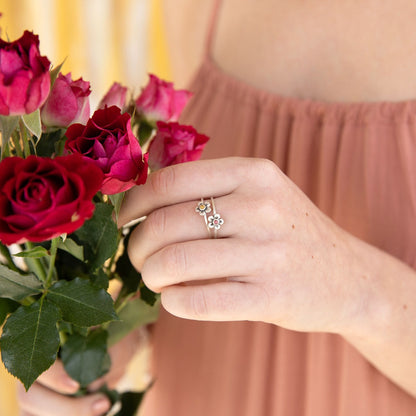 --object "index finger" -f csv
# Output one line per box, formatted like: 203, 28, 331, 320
118, 157, 250, 227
